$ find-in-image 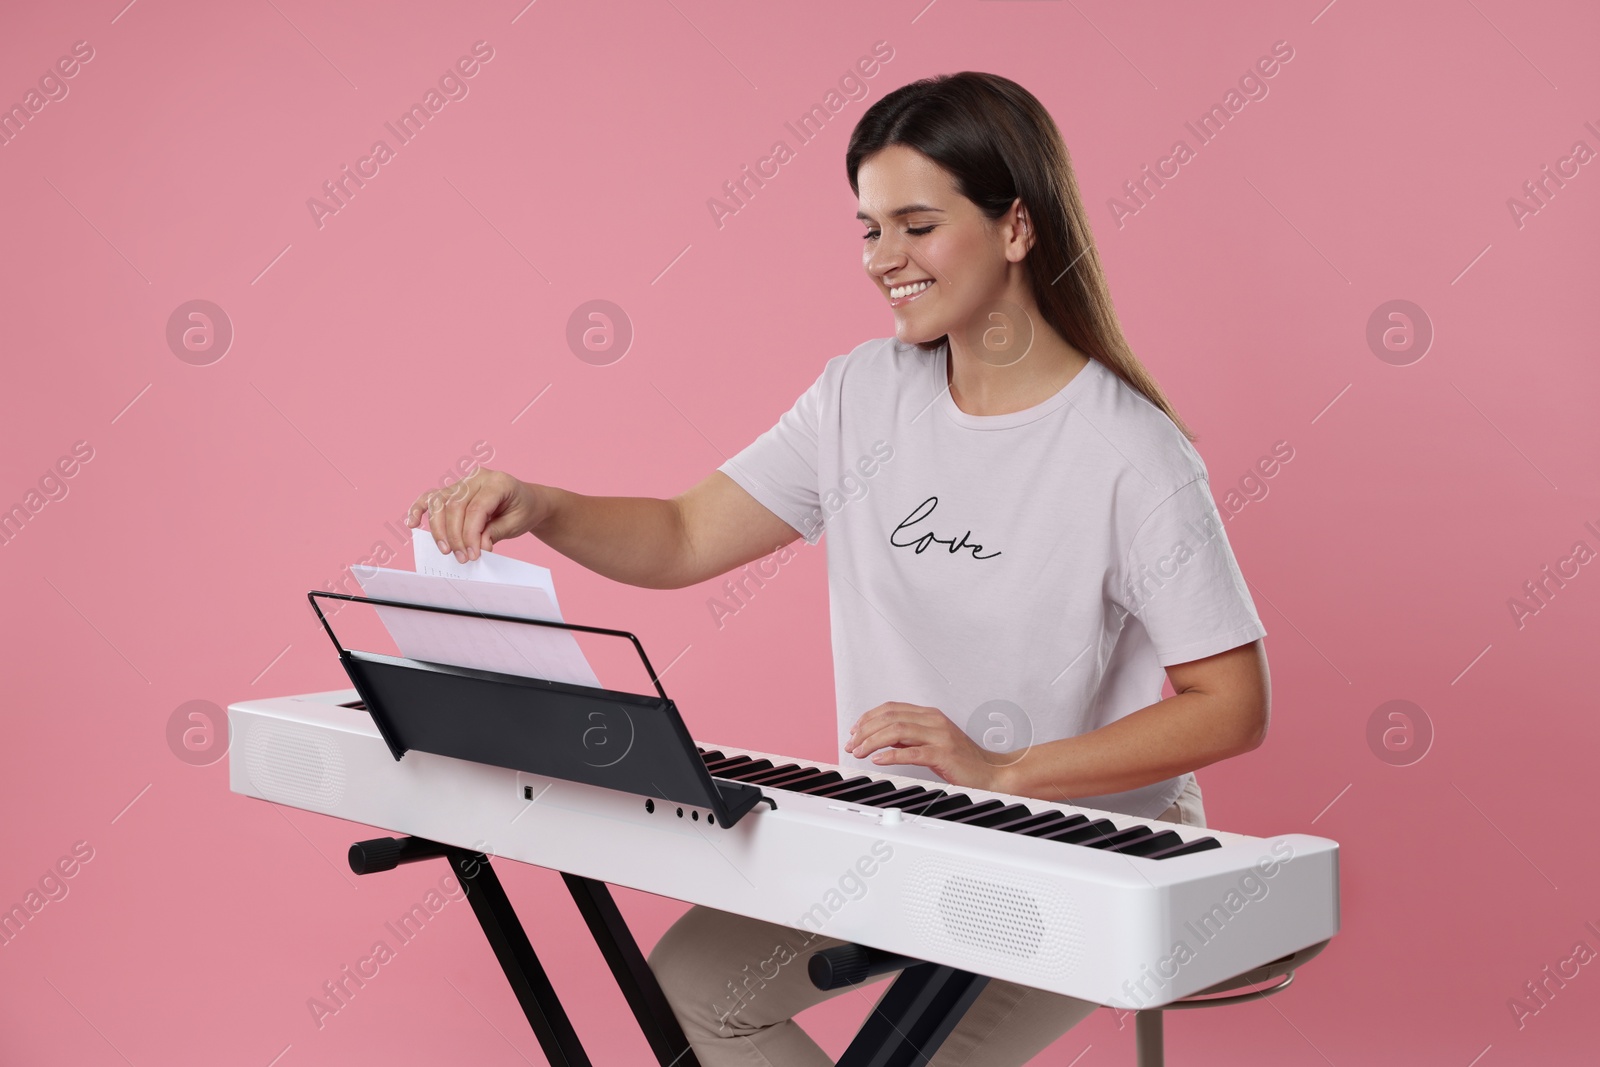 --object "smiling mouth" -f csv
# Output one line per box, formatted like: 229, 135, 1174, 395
888, 280, 934, 306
